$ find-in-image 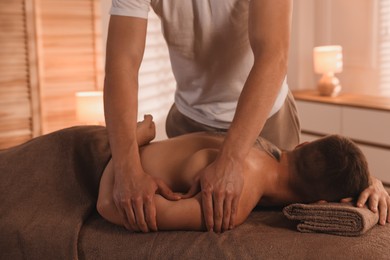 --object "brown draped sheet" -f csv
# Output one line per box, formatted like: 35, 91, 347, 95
1, 126, 389, 260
